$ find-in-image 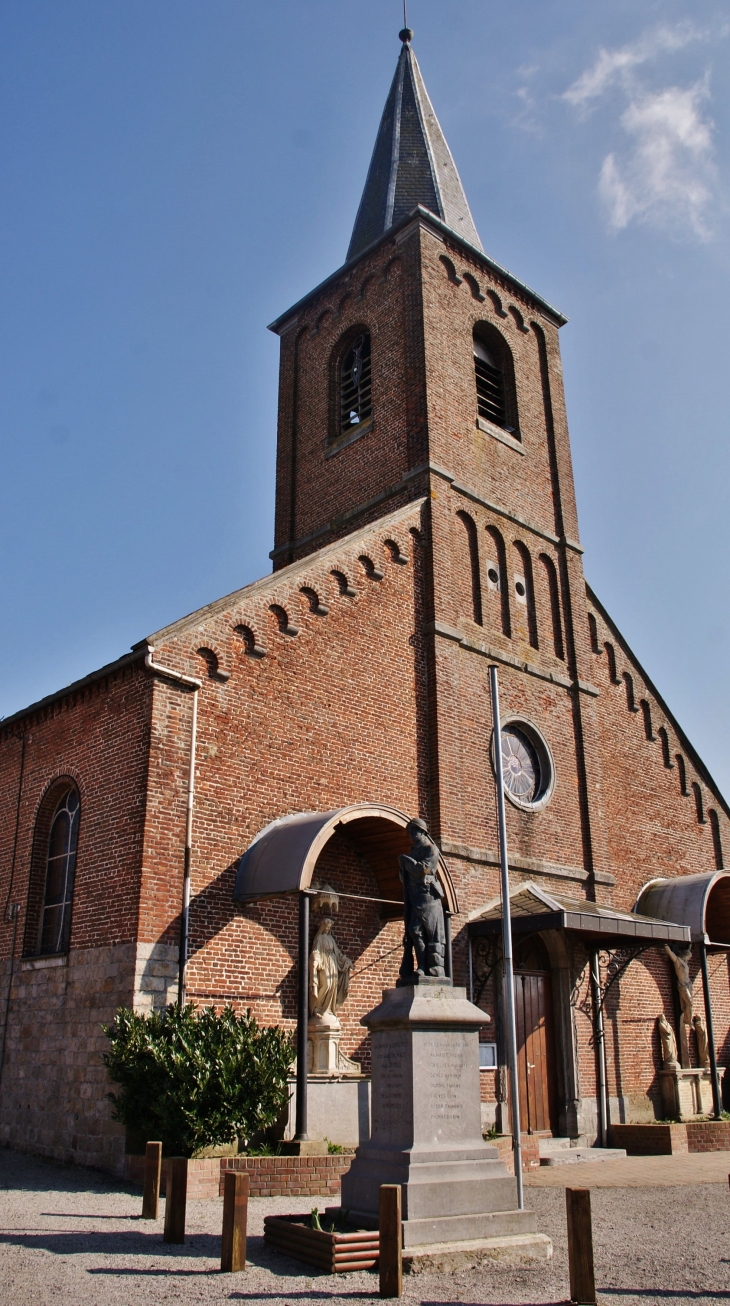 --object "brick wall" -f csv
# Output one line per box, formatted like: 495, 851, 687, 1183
139, 503, 425, 1055
0, 664, 152, 1164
